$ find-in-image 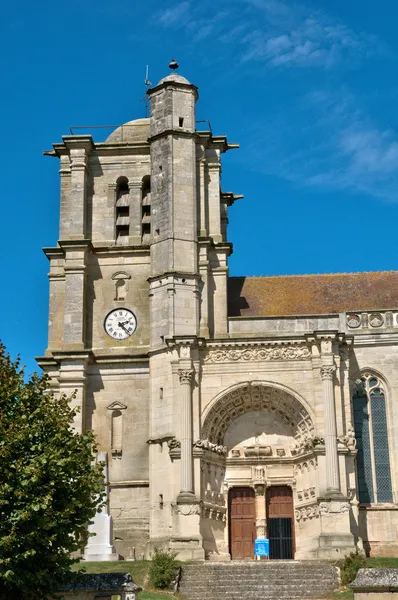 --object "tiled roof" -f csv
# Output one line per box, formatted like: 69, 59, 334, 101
227, 272, 398, 317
